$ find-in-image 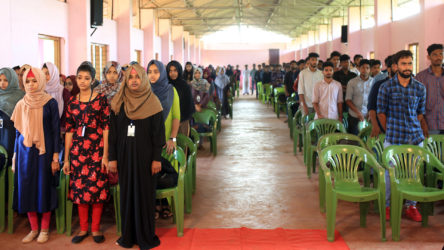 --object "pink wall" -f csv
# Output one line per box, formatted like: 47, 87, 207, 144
201, 49, 295, 67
